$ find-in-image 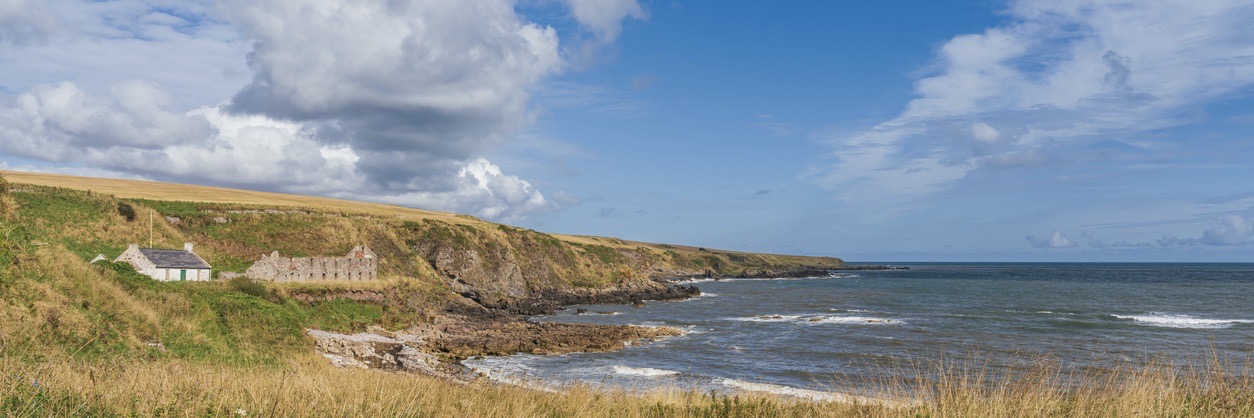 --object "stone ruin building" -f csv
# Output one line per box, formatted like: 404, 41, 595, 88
244, 245, 377, 282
